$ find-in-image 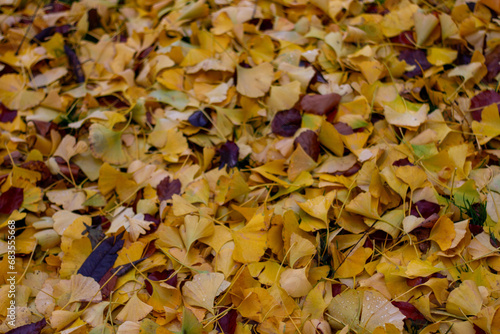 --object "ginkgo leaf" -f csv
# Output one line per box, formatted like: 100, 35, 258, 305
53, 135, 88, 163
232, 213, 268, 263
106, 207, 154, 241
0, 73, 45, 110
446, 280, 483, 316
429, 216, 456, 251
46, 189, 86, 211
327, 289, 405, 332
115, 293, 153, 323
68, 274, 102, 303
345, 191, 380, 220
182, 272, 230, 314
236, 63, 274, 98
180, 215, 214, 250
279, 267, 312, 297
89, 123, 128, 165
